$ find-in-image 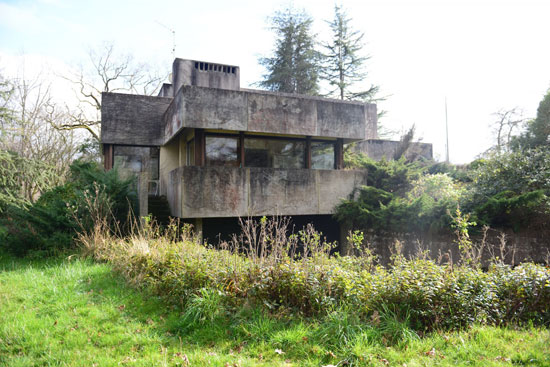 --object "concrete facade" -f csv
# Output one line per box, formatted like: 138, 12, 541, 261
101, 58, 397, 227
165, 166, 368, 218
354, 139, 433, 161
